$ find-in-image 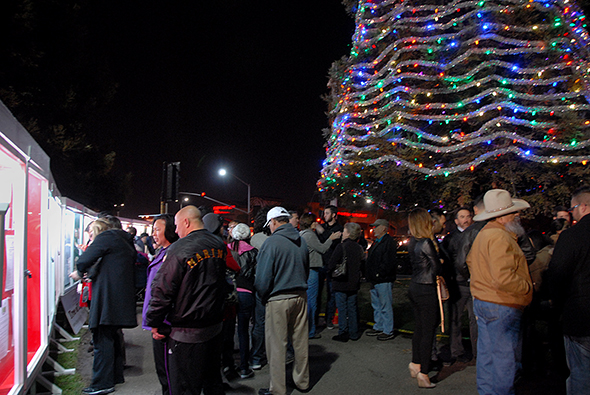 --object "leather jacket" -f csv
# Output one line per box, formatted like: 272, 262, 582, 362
409, 237, 442, 285
449, 222, 487, 285
146, 229, 229, 330
234, 248, 258, 292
